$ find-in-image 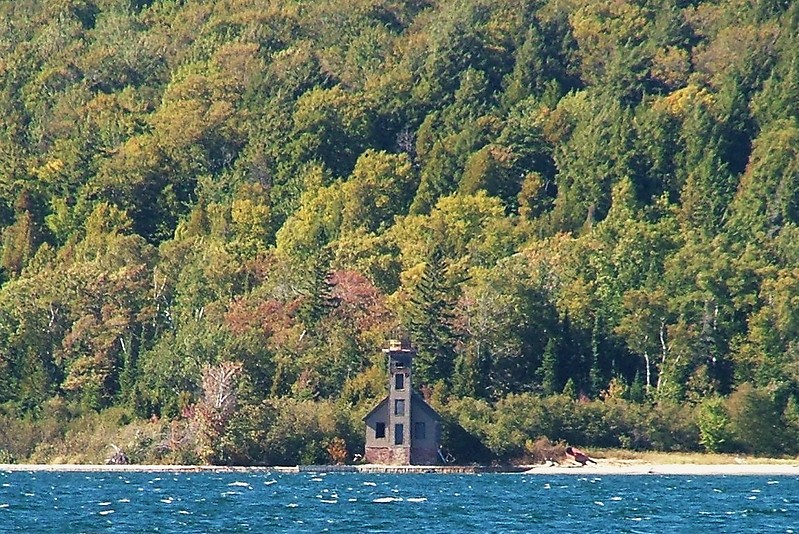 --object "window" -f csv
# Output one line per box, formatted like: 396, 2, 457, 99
394, 399, 405, 416
395, 360, 405, 369
395, 373, 405, 390
394, 424, 404, 445
414, 422, 426, 440
375, 422, 386, 439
